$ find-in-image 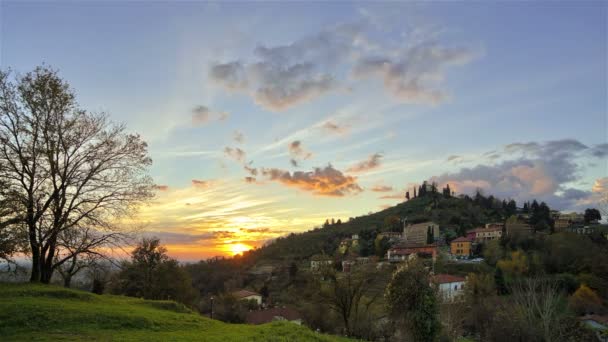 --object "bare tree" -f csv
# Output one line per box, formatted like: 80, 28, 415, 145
319, 265, 378, 336
0, 66, 154, 283
510, 277, 566, 342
